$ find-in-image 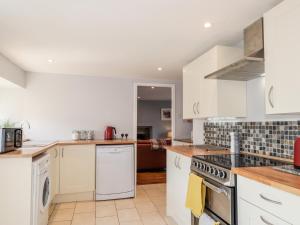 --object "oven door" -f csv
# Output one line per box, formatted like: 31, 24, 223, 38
191, 174, 235, 225
204, 177, 235, 225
